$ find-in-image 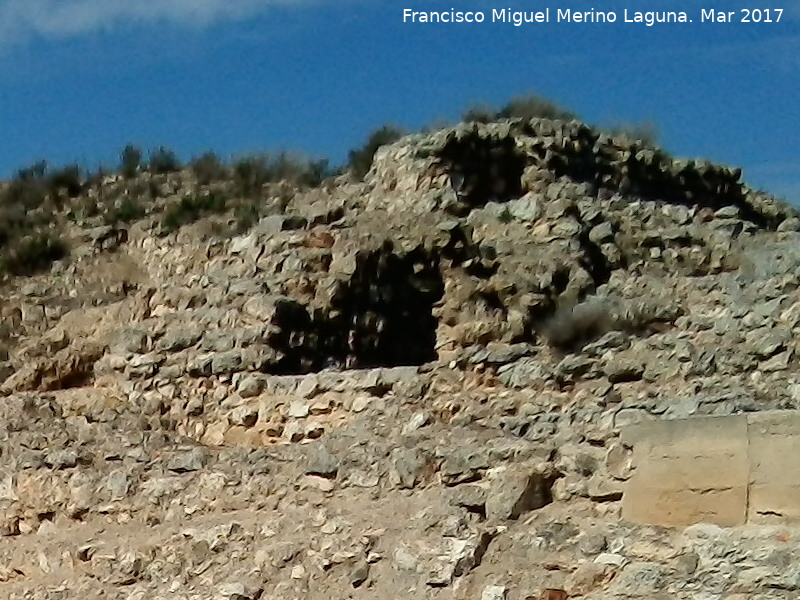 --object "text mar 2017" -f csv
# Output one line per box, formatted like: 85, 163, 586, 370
701, 8, 783, 22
